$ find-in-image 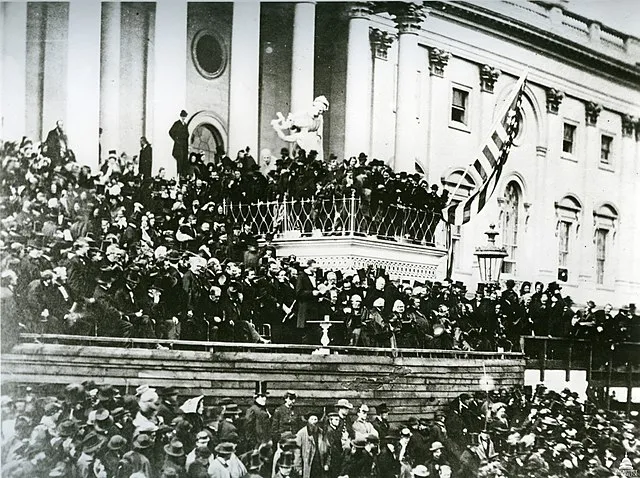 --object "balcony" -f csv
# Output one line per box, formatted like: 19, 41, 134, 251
225, 194, 449, 281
